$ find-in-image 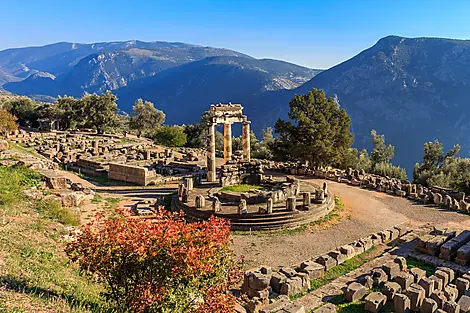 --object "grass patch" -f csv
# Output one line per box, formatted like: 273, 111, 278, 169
7, 141, 44, 159
406, 258, 436, 276
91, 194, 102, 204
35, 199, 80, 226
219, 184, 263, 193
0, 164, 115, 312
